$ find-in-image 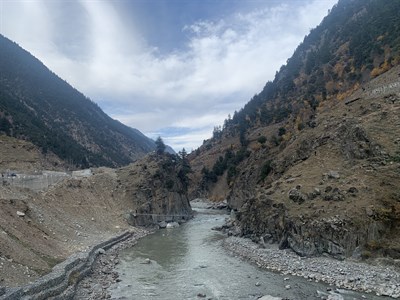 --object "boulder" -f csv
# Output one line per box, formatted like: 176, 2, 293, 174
347, 187, 358, 196
16, 211, 25, 217
323, 187, 345, 201
215, 202, 228, 209
288, 188, 307, 204
309, 188, 321, 200
258, 296, 282, 300
158, 221, 167, 229
166, 222, 179, 229
328, 171, 340, 179
327, 293, 344, 300
97, 248, 106, 255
